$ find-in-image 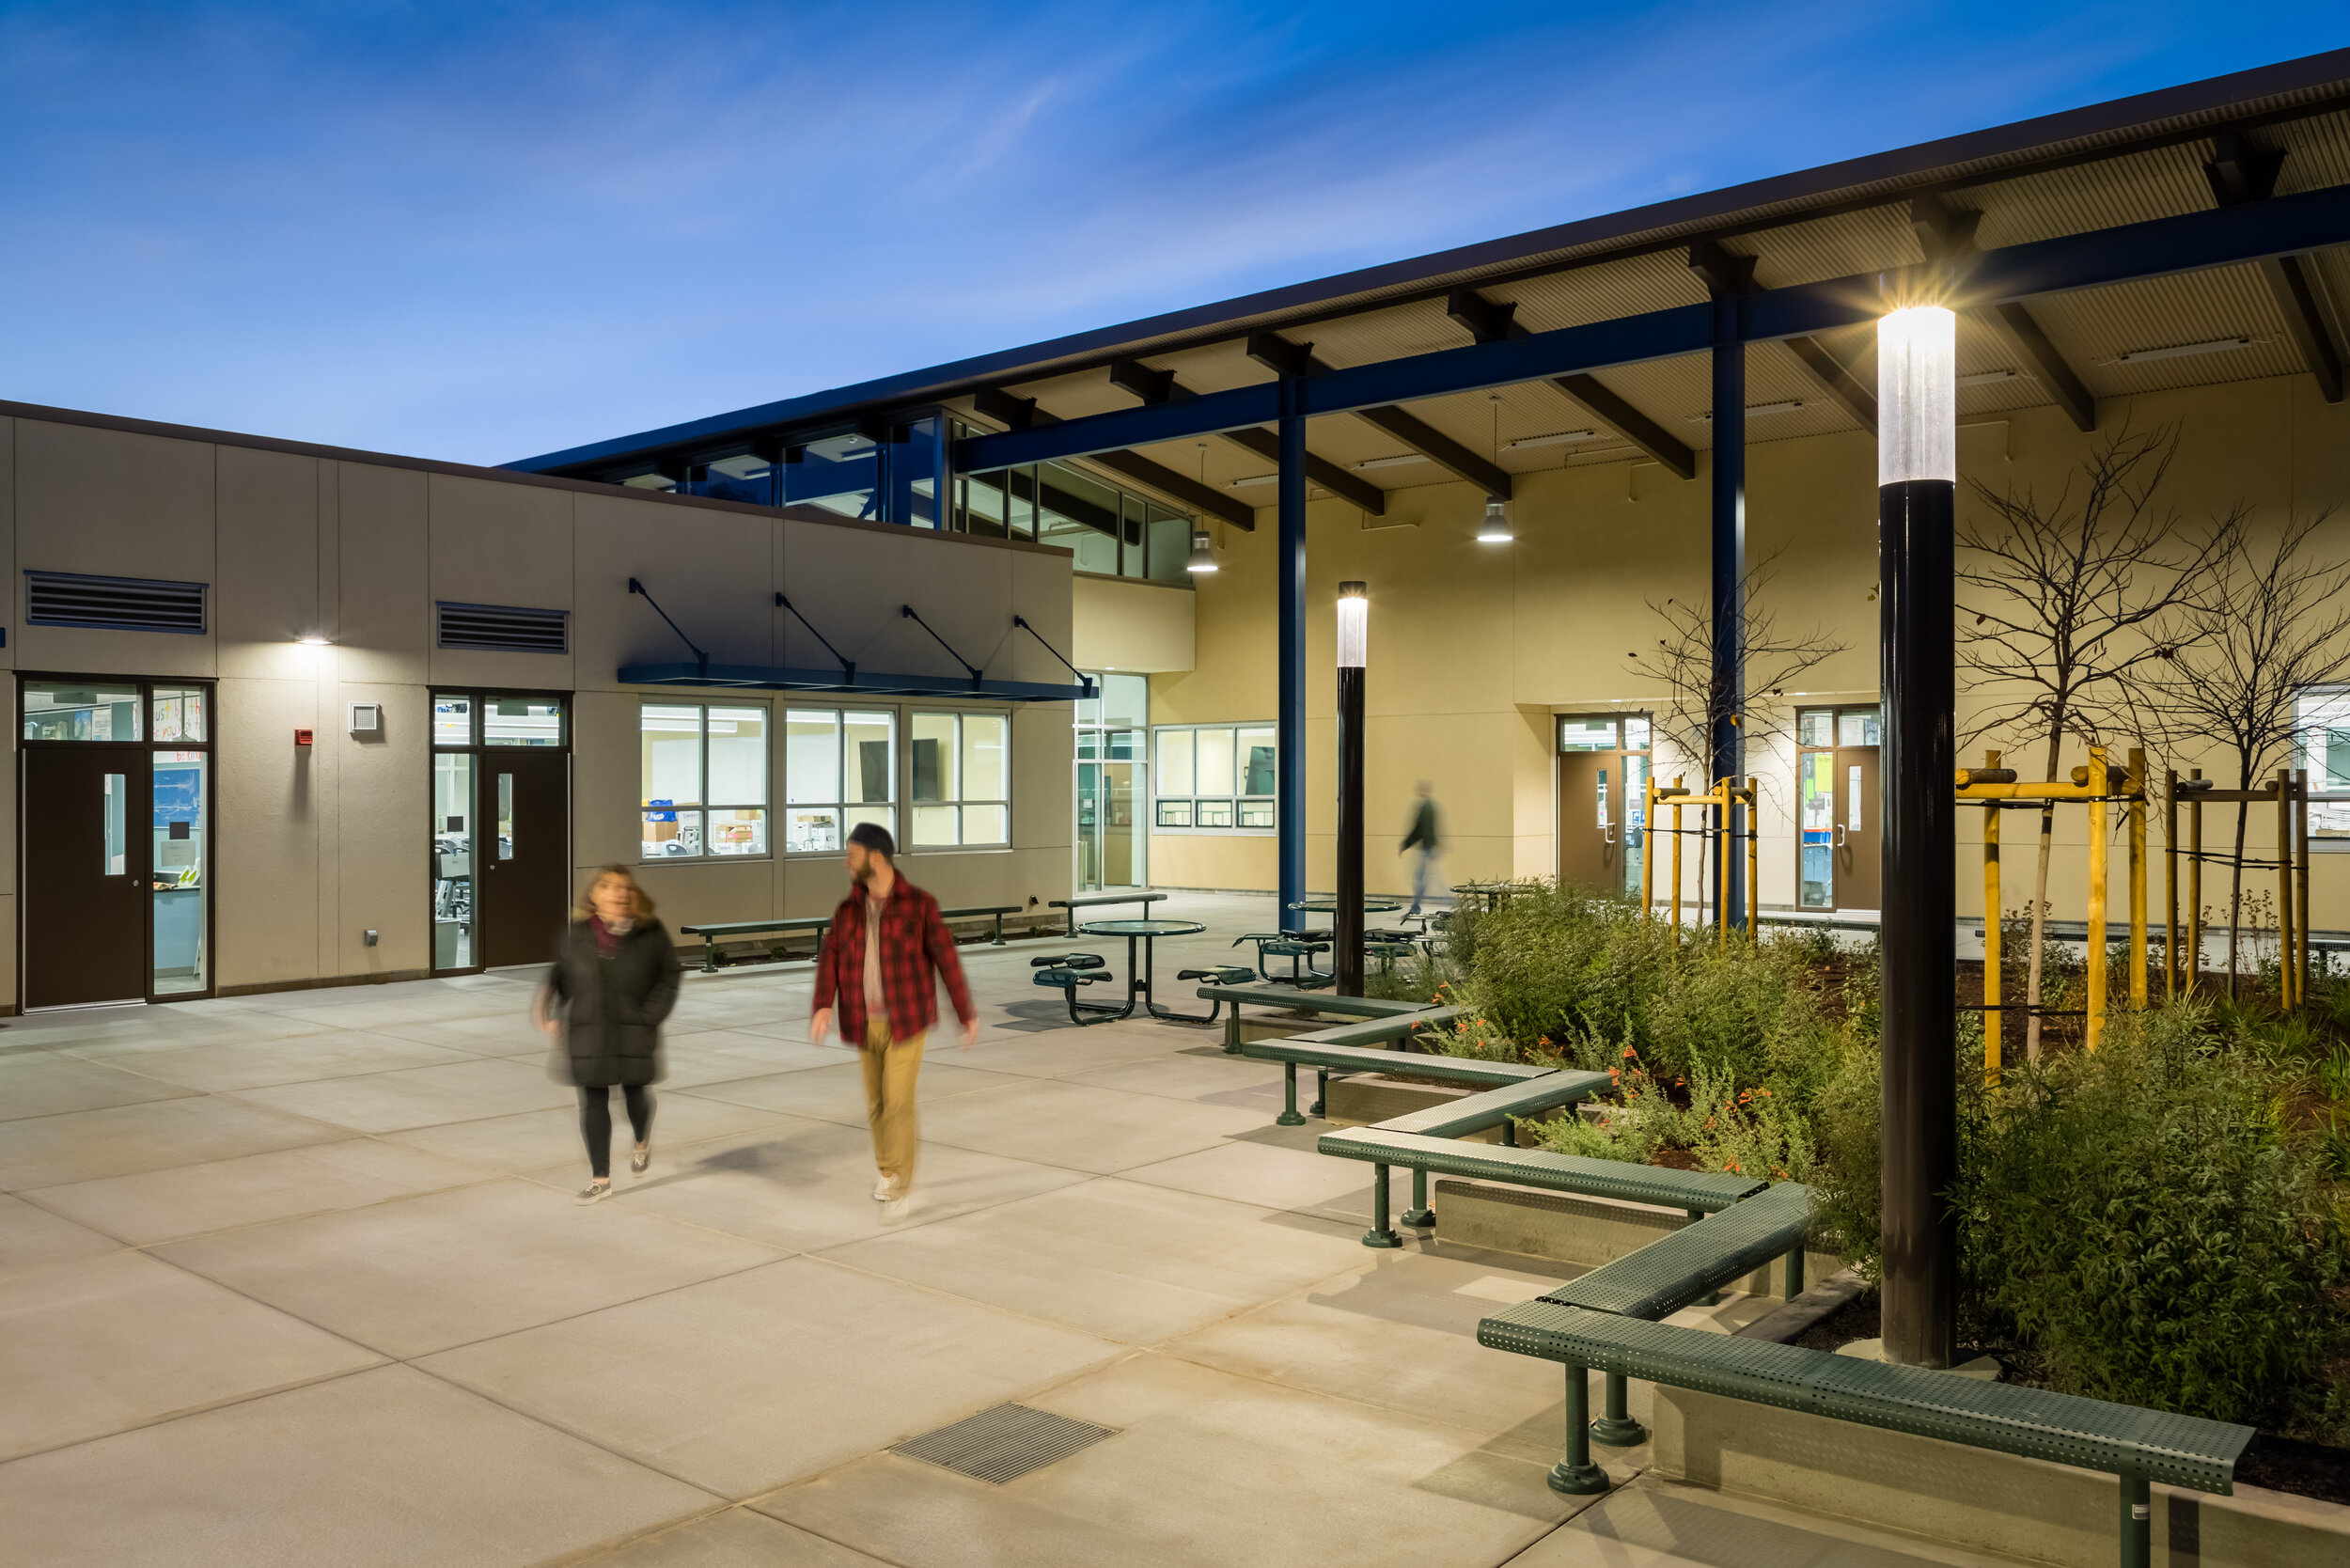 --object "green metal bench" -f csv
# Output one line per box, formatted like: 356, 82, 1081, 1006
1318, 1126, 1762, 1241
1193, 982, 1430, 1054
1478, 1300, 2252, 1566
678, 917, 832, 972
1047, 891, 1167, 936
